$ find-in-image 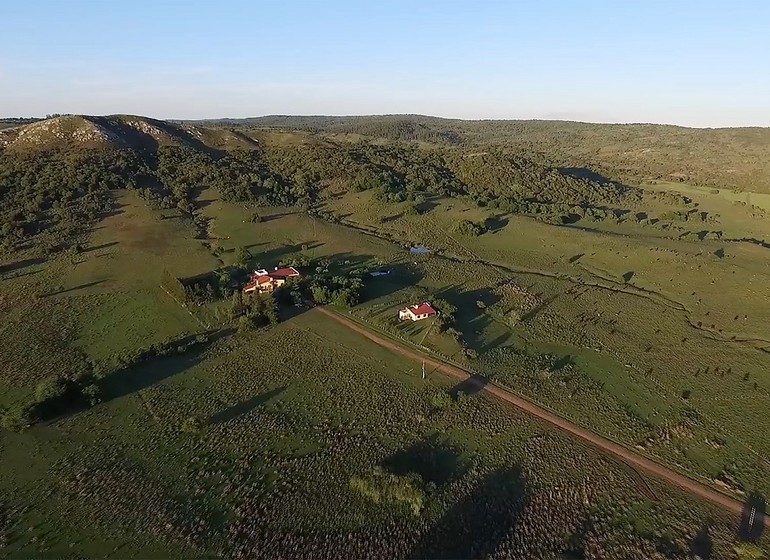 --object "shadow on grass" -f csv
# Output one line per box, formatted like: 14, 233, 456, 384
362, 262, 424, 302
252, 242, 324, 267
43, 279, 109, 297
0, 257, 46, 275
408, 465, 527, 559
739, 492, 766, 543
450, 374, 488, 399
209, 386, 286, 425
99, 329, 234, 403
485, 214, 509, 232
437, 286, 502, 352
690, 522, 713, 559
83, 241, 119, 253
383, 434, 468, 487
